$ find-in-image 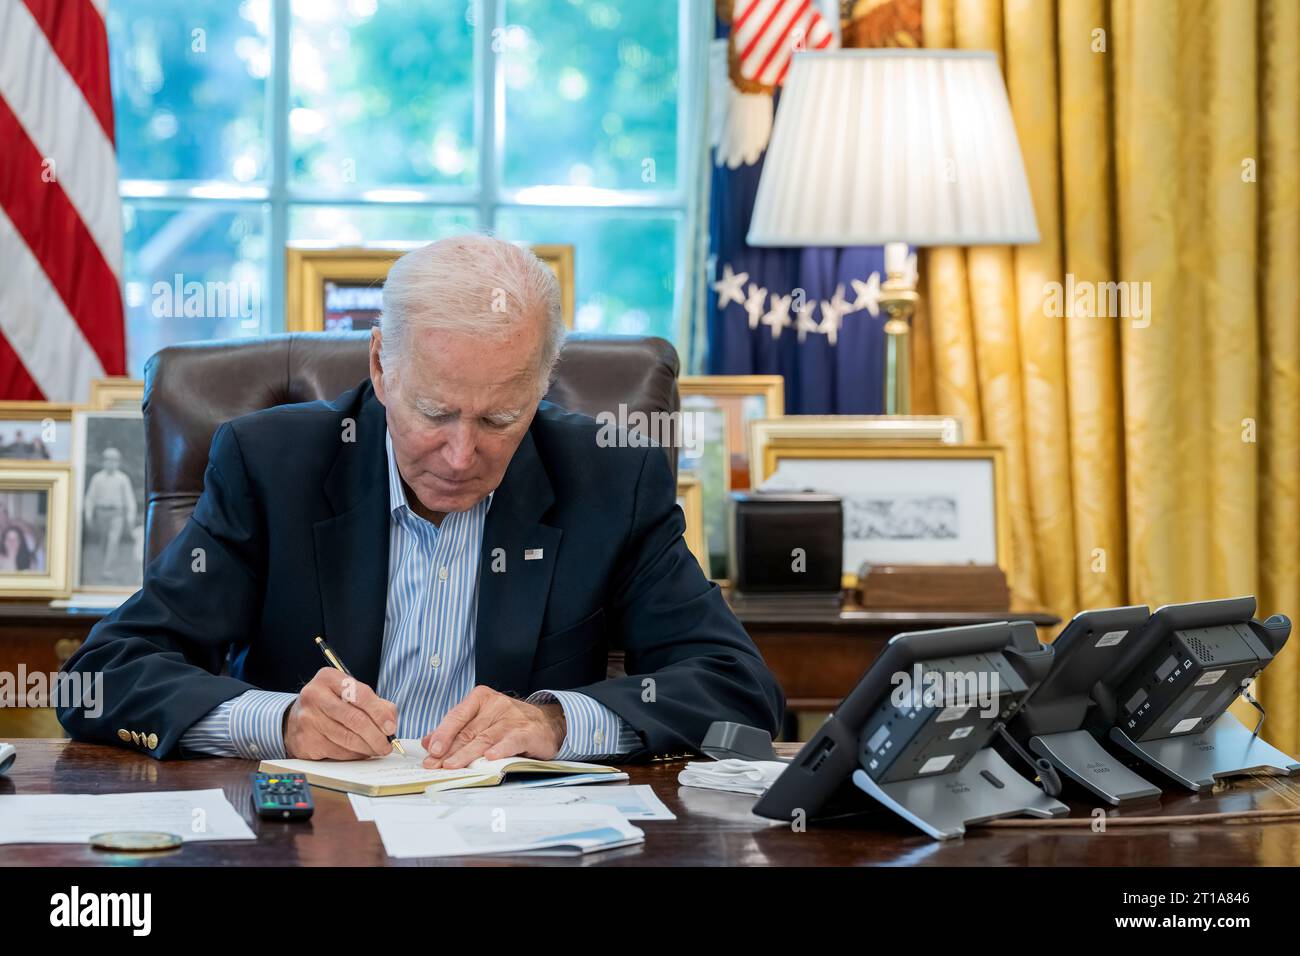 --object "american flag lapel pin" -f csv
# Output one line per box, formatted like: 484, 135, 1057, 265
524, 548, 544, 561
